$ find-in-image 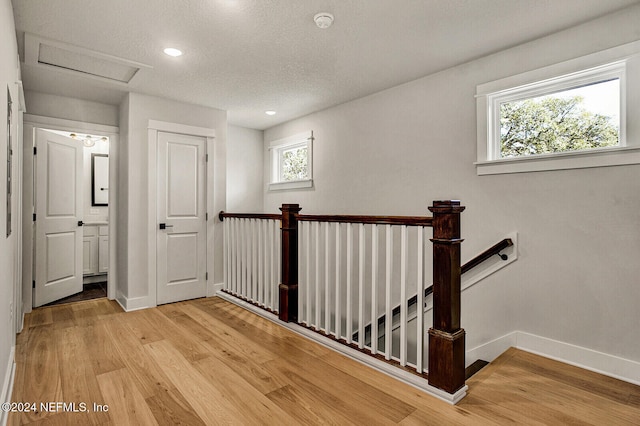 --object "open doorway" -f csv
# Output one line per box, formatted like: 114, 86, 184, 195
38, 130, 110, 306
20, 115, 118, 315
32, 129, 111, 306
